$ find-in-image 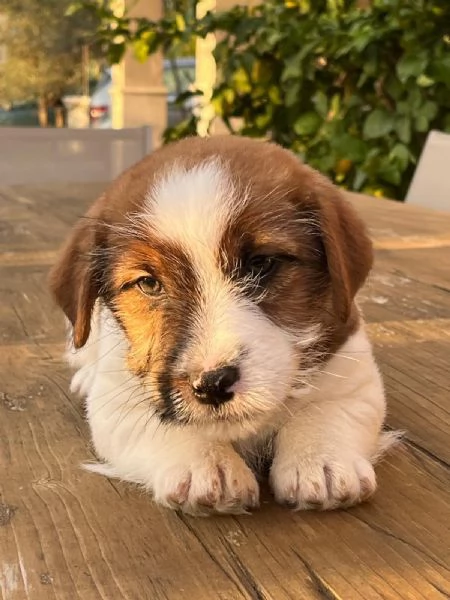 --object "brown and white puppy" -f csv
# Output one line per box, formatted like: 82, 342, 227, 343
50, 135, 395, 515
